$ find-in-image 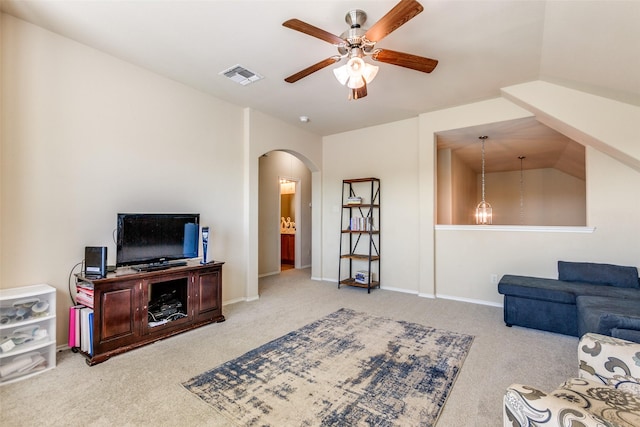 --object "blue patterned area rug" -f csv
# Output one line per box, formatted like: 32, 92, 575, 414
182, 308, 474, 426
